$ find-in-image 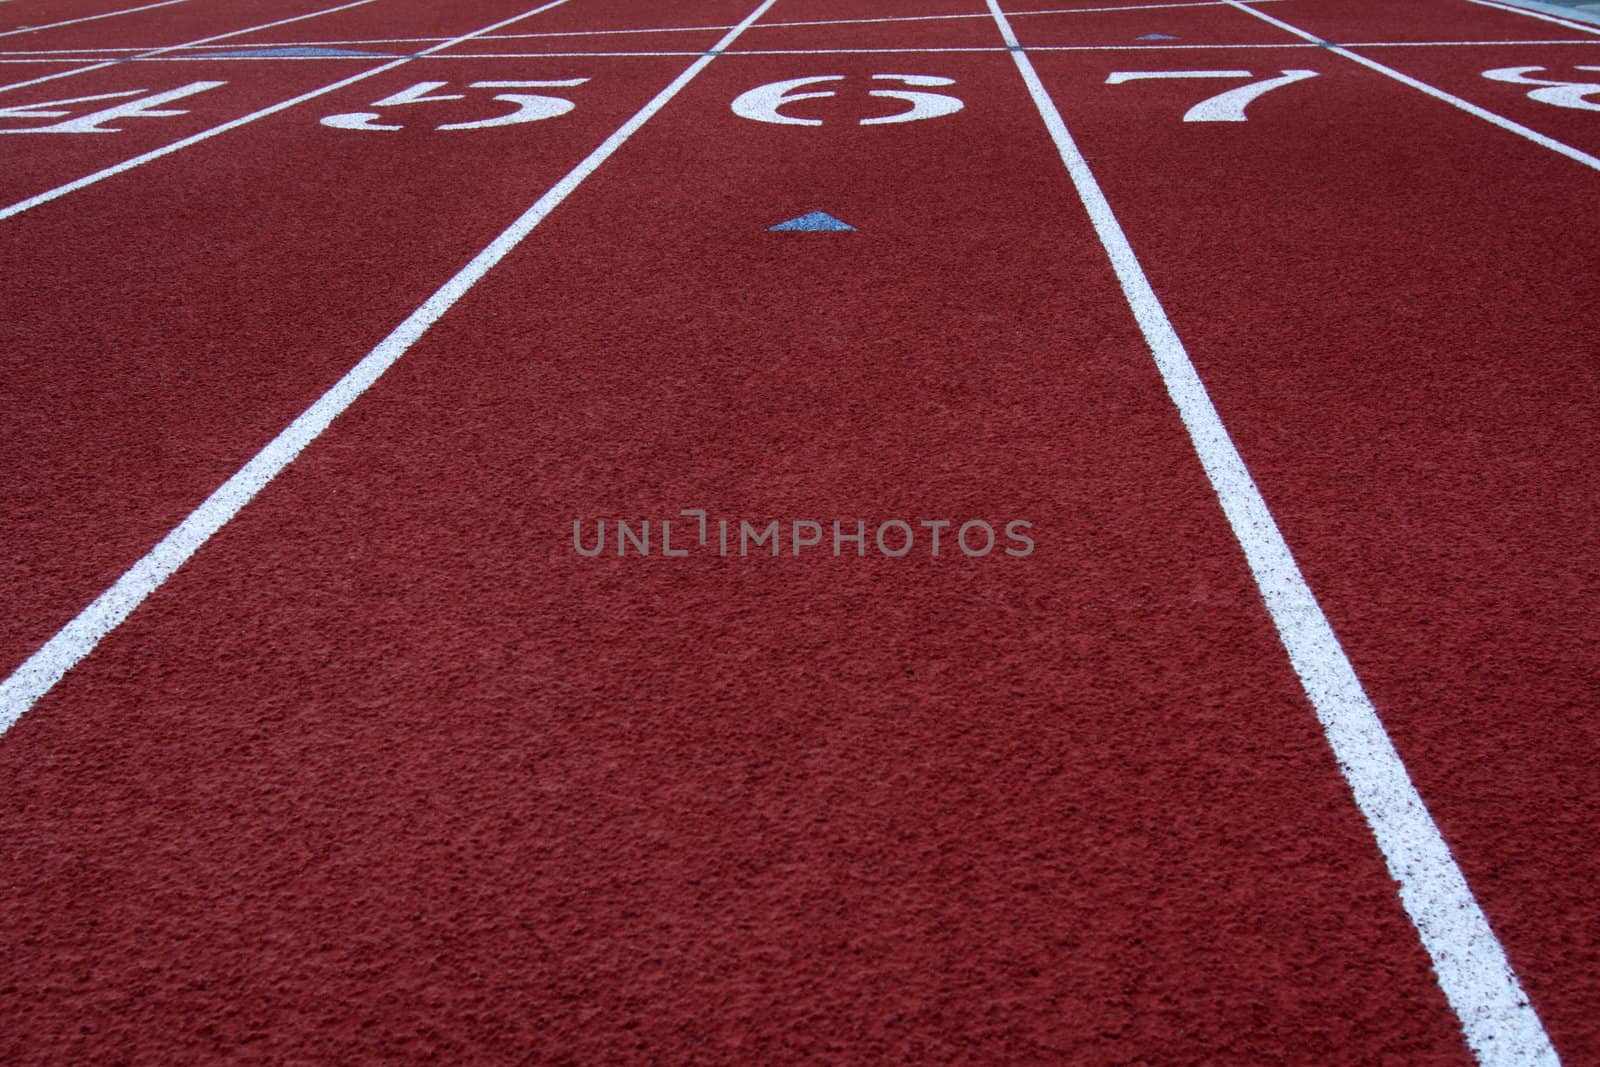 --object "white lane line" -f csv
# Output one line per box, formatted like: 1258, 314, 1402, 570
263, 0, 1291, 44
16, 37, 1600, 64
590, 0, 1290, 32
0, 45, 1298, 63
414, 50, 709, 58
1467, 0, 1600, 33
1221, 0, 1600, 173
0, 0, 582, 220
1346, 37, 1600, 45
749, 0, 1262, 28
15, 29, 1597, 58
0, 0, 381, 95
1014, 0, 1287, 9
0, 0, 779, 735
174, 34, 449, 49
421, 44, 1306, 58
985, 3, 1564, 1066
0, 0, 189, 40
0, 45, 151, 53
27, 34, 1600, 66
472, 22, 730, 39
437, 48, 987, 56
